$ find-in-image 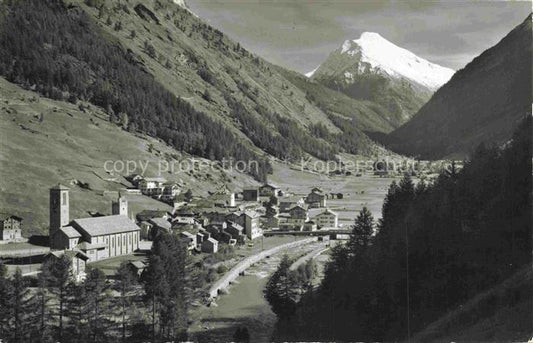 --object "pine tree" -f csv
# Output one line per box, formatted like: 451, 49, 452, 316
264, 254, 298, 319
41, 254, 73, 343
0, 261, 12, 335
8, 269, 34, 342
84, 267, 111, 342
348, 207, 374, 254
114, 262, 138, 342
